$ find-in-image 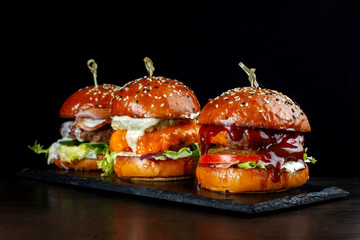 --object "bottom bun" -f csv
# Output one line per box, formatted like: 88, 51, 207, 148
113, 155, 199, 181
54, 155, 103, 171
196, 164, 309, 194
